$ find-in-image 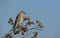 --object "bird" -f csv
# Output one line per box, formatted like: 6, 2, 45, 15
13, 11, 26, 33
36, 20, 44, 29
